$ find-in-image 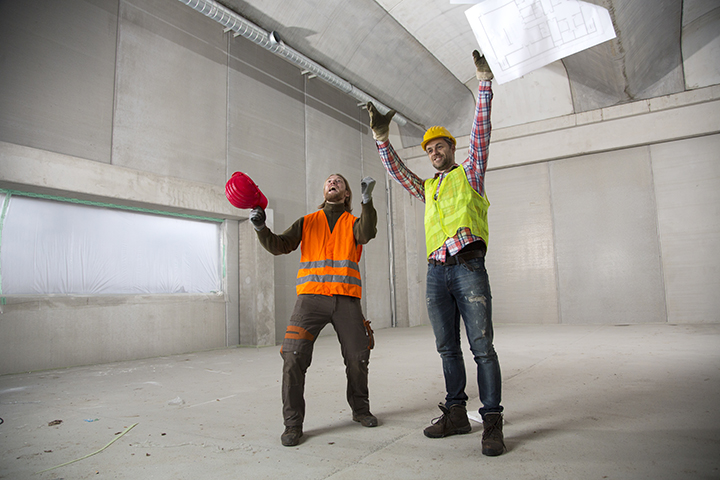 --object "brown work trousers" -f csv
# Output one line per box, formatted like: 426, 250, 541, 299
281, 294, 374, 427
